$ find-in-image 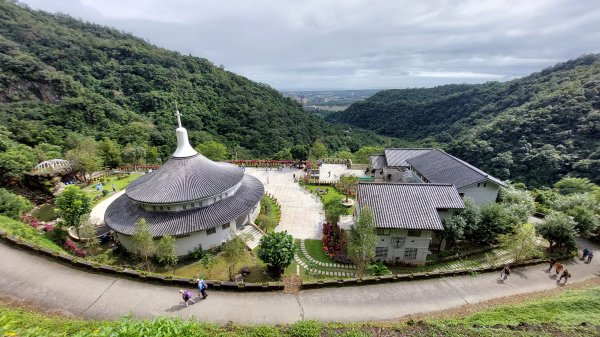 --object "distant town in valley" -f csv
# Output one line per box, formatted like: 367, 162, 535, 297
281, 89, 380, 112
